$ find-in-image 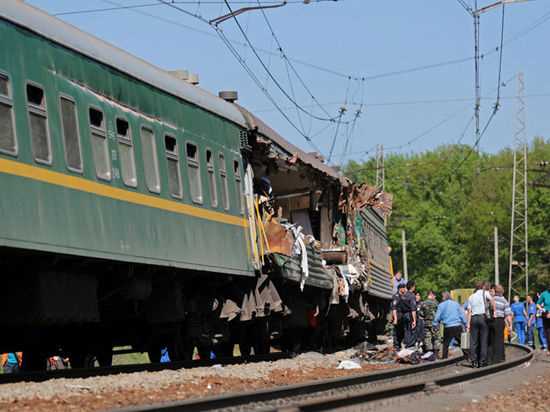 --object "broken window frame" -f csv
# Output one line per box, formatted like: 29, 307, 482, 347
58, 94, 83, 173
116, 117, 138, 188
0, 71, 17, 156
88, 105, 112, 181
26, 81, 51, 165
205, 148, 218, 208
233, 159, 244, 214
186, 141, 203, 204
140, 126, 161, 194
219, 152, 230, 211
164, 133, 183, 199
